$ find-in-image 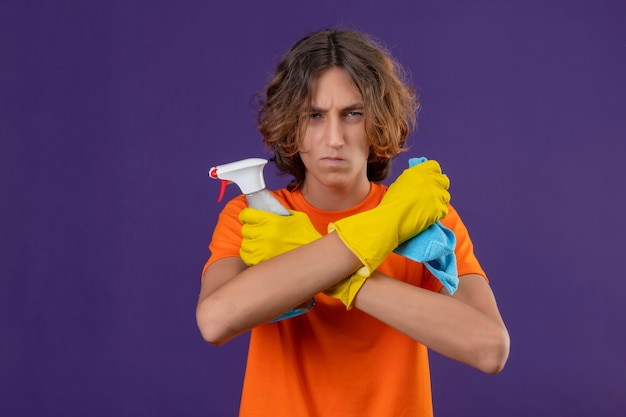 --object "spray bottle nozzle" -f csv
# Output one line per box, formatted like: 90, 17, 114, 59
208, 168, 229, 203
209, 158, 269, 203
